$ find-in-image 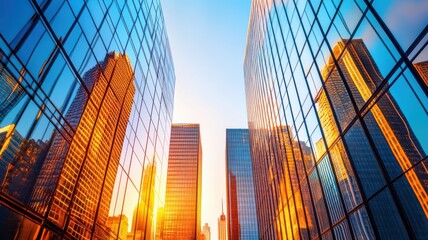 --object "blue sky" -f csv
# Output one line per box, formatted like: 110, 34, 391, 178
160, 0, 251, 238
